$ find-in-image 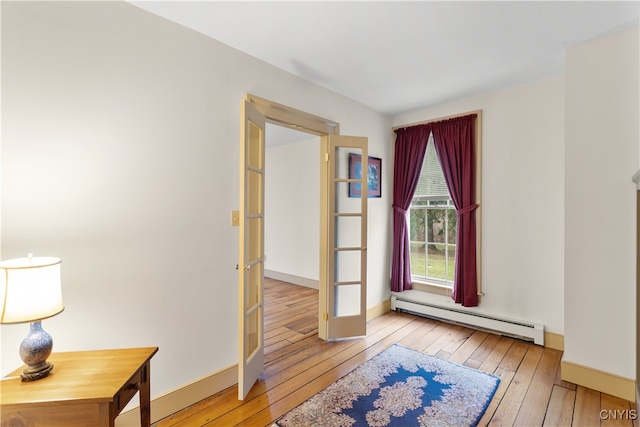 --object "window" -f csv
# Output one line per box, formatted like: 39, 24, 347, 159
391, 112, 480, 305
409, 134, 456, 287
